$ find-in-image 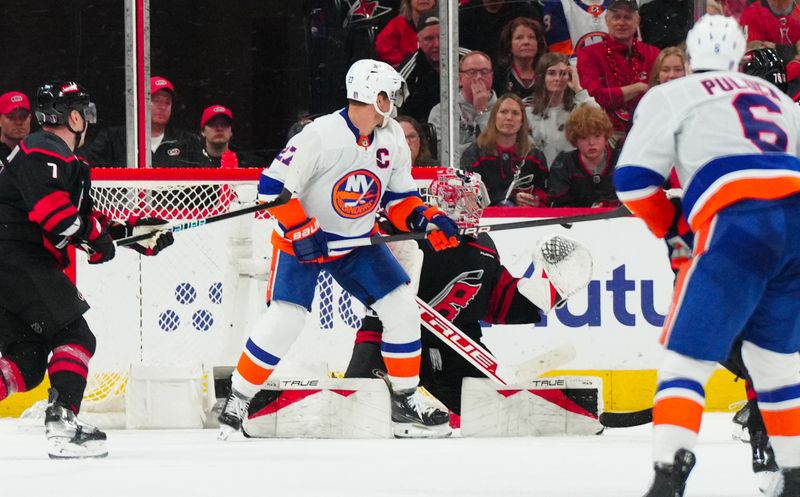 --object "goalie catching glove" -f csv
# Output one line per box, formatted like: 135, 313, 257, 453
107, 216, 174, 256
518, 235, 593, 314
